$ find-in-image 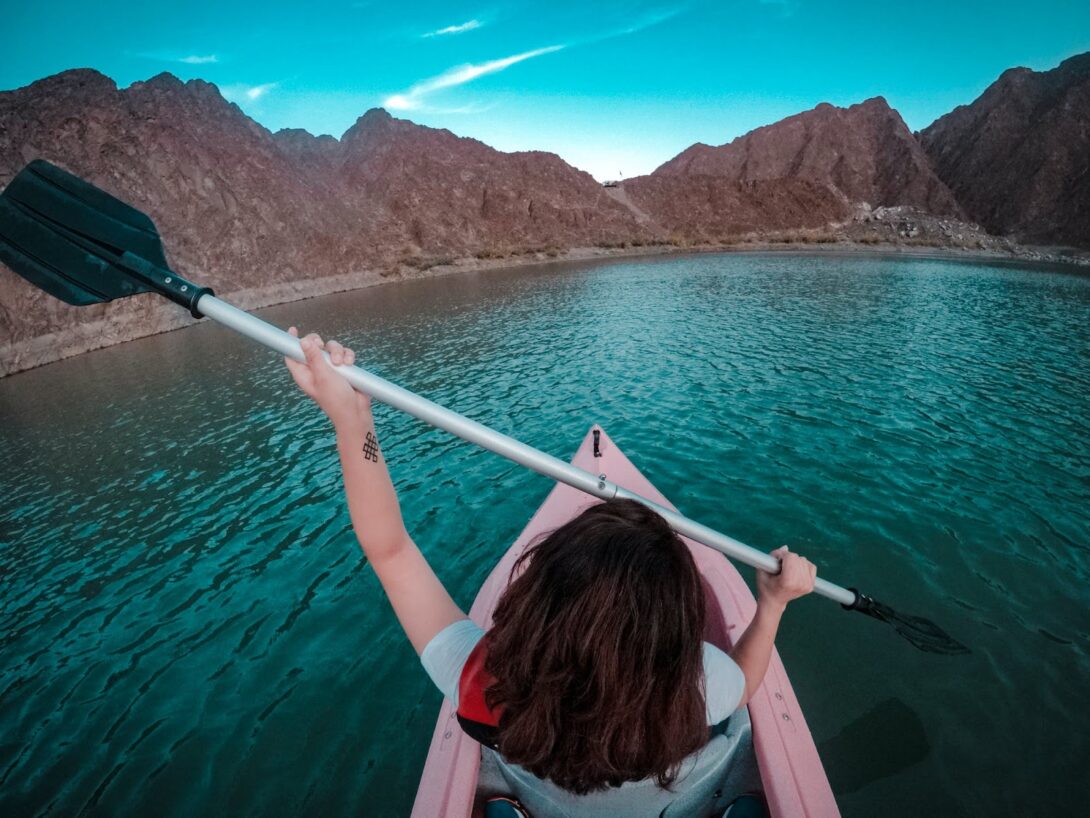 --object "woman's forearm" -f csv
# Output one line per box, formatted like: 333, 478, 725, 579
729, 597, 785, 705
731, 546, 816, 704
335, 415, 409, 563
